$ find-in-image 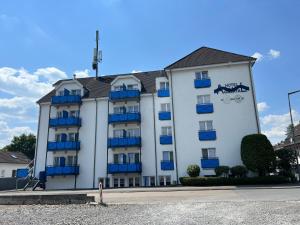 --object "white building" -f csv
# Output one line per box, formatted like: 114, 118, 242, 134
34, 47, 260, 189
0, 151, 31, 178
